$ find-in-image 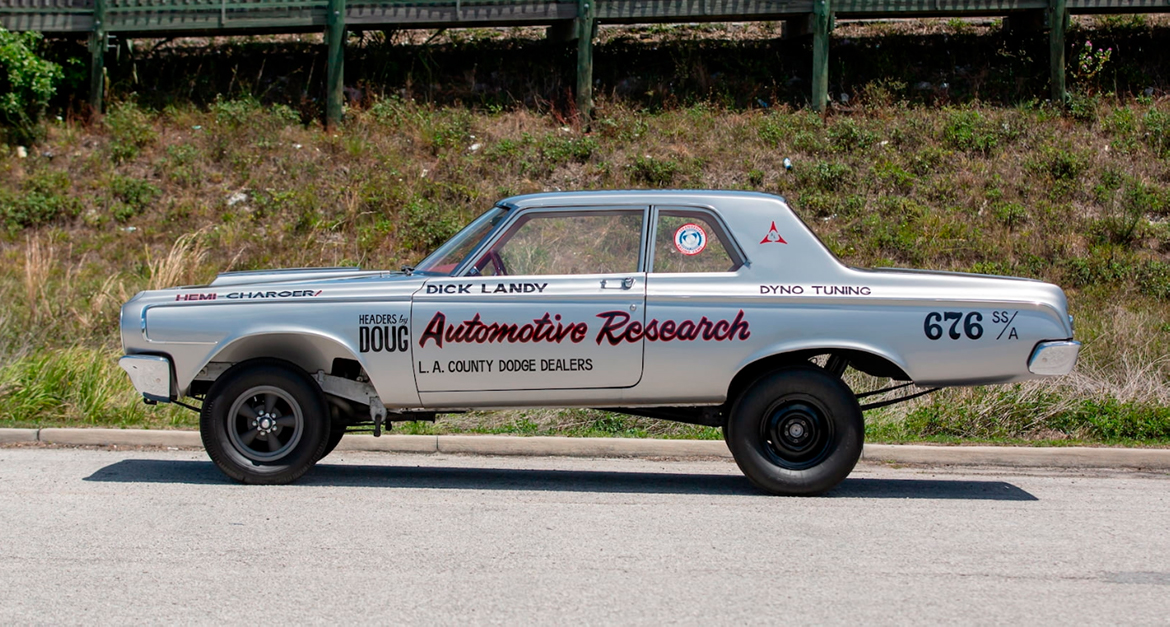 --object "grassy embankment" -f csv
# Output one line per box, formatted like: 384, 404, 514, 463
1, 18, 1169, 443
